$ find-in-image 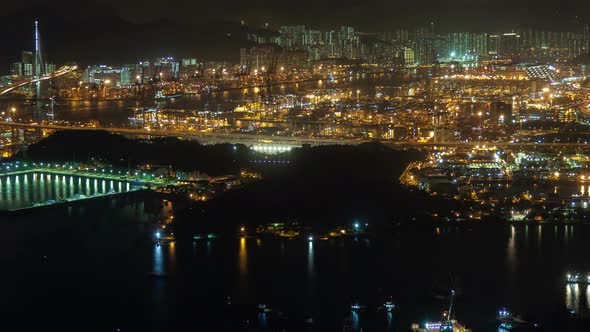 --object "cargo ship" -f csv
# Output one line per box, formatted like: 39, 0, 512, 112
155, 90, 183, 100
411, 290, 471, 332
